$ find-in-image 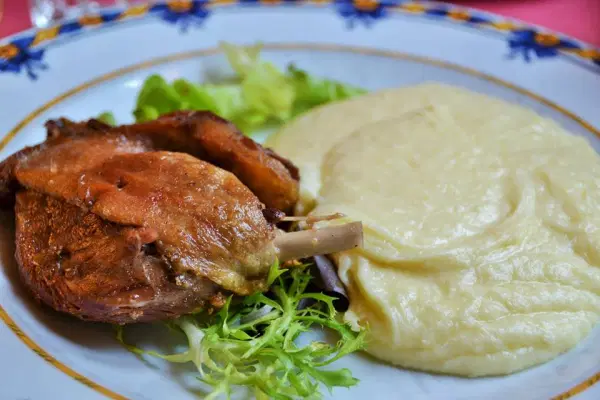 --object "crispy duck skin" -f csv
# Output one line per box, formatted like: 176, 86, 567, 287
15, 190, 224, 324
0, 111, 301, 324
49, 110, 300, 212
116, 111, 300, 213
2, 111, 299, 212
12, 148, 278, 324
16, 148, 278, 293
